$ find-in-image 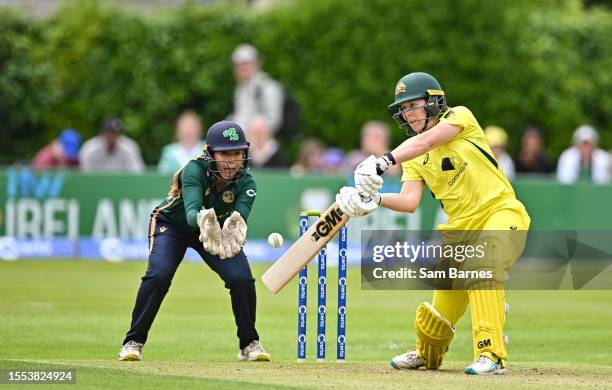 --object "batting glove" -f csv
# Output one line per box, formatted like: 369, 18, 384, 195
354, 153, 395, 197
336, 186, 380, 217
